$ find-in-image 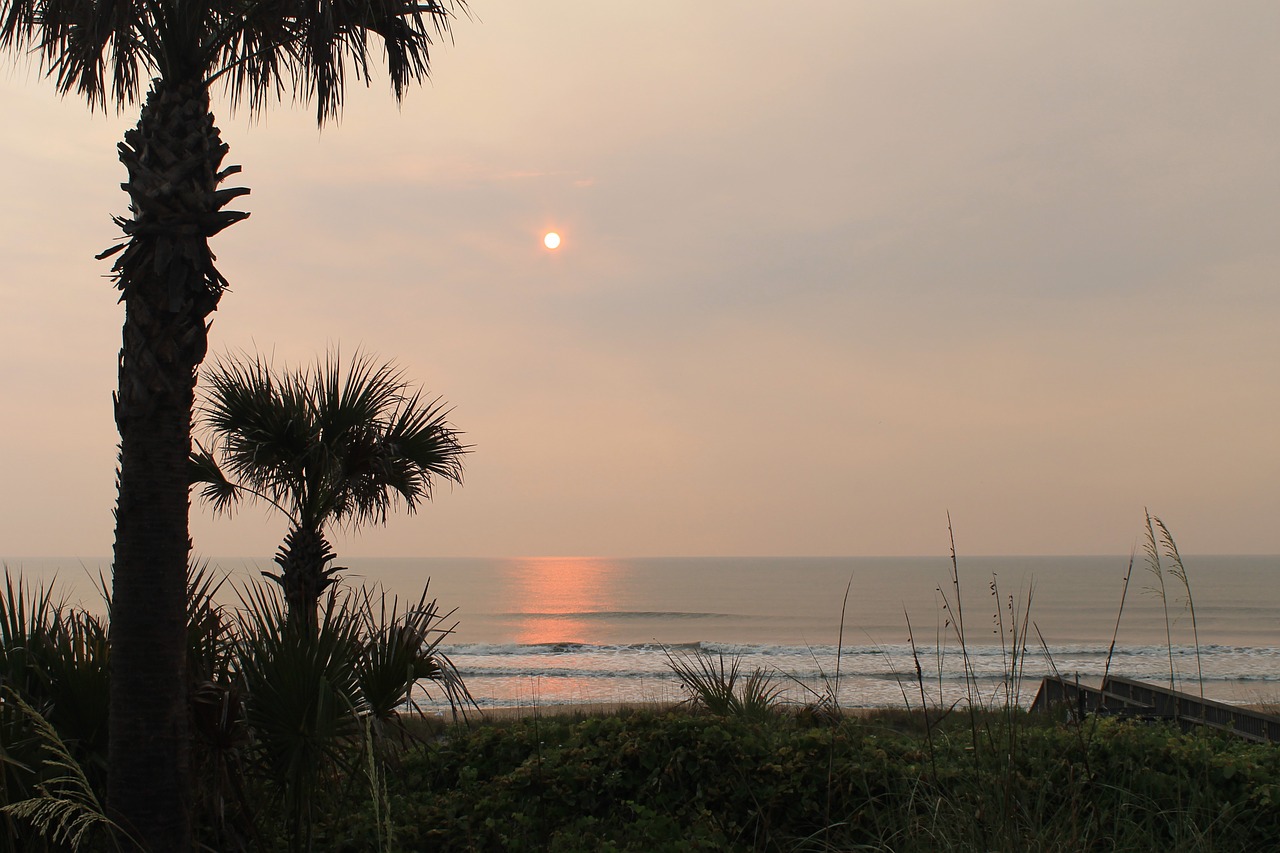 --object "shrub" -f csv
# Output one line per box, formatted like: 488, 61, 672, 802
322, 709, 1280, 852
